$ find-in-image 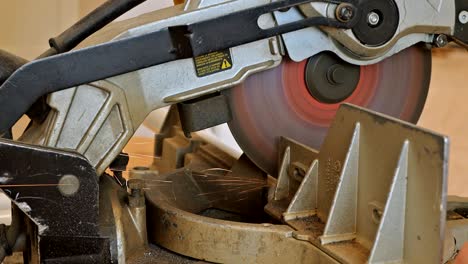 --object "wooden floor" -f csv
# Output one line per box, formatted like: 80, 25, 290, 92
420, 48, 468, 197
